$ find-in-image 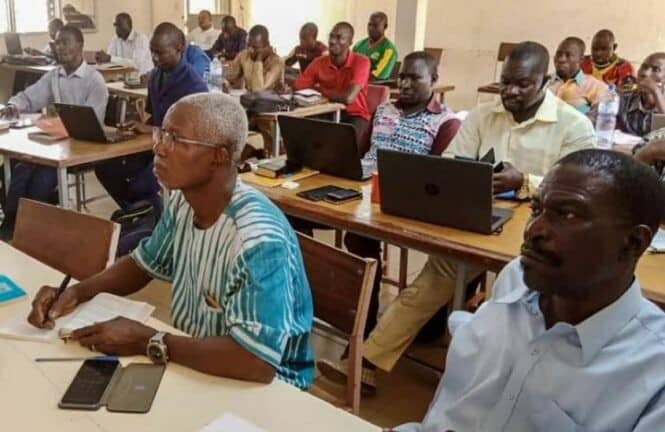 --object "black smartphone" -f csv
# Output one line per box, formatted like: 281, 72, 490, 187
59, 358, 121, 410
325, 188, 362, 204
493, 161, 505, 173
